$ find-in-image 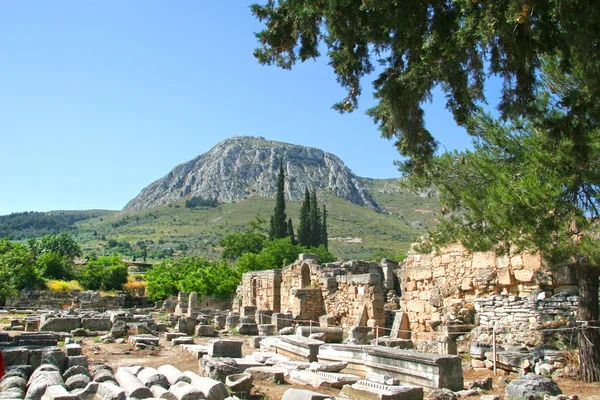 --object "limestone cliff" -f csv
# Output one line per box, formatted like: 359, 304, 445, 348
123, 136, 382, 213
